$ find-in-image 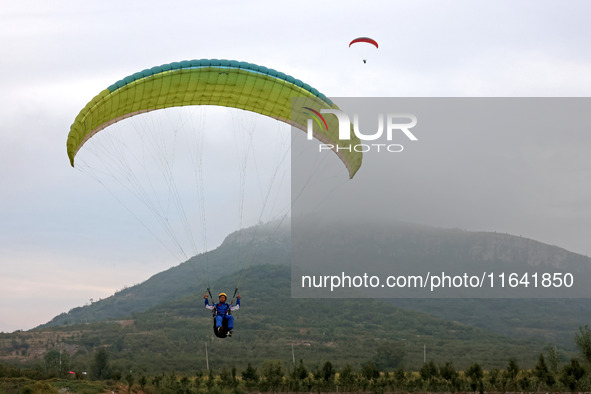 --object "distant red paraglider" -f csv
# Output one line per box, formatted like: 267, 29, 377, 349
349, 37, 379, 48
